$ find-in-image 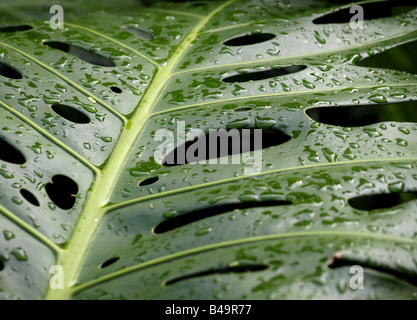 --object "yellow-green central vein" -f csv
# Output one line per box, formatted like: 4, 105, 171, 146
43, 0, 237, 300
